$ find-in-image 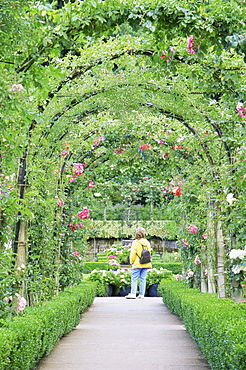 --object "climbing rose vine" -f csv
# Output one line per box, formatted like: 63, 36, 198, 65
68, 222, 84, 232
236, 102, 246, 121
139, 144, 151, 150
68, 162, 86, 183
189, 224, 198, 234
187, 35, 197, 54
78, 207, 91, 220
